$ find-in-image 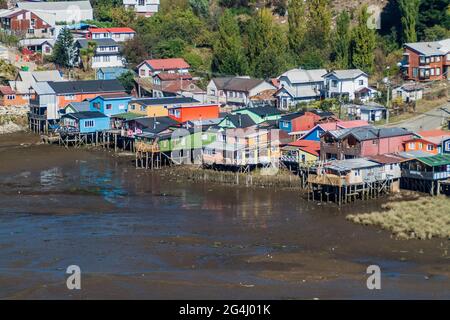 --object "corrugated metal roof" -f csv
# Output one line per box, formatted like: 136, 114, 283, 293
417, 154, 450, 167
324, 158, 379, 172
279, 68, 327, 83
324, 69, 367, 80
